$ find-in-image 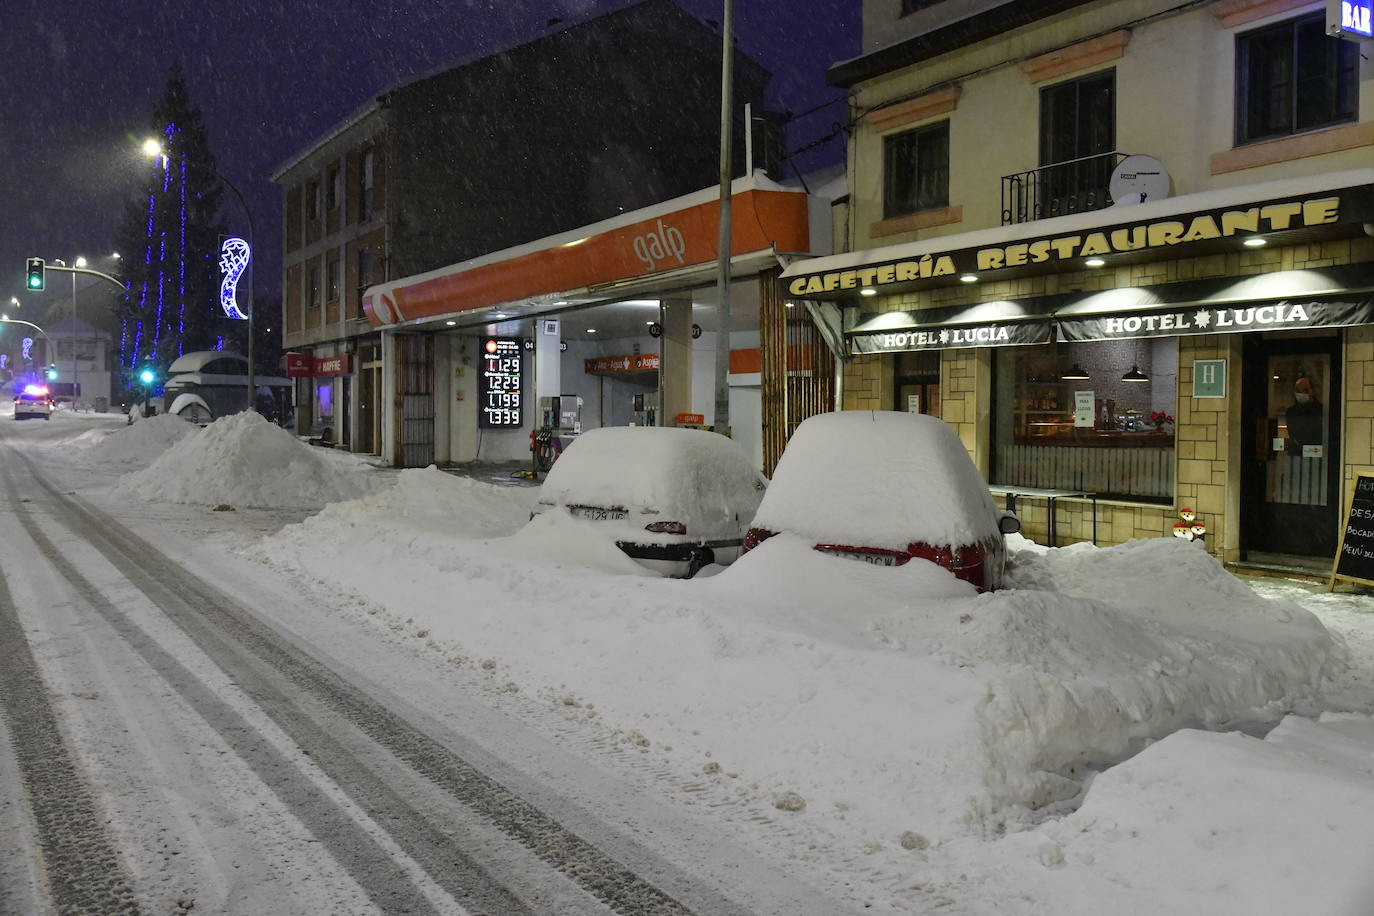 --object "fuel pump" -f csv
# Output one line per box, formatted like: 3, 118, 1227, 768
631, 392, 658, 427
532, 395, 583, 472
